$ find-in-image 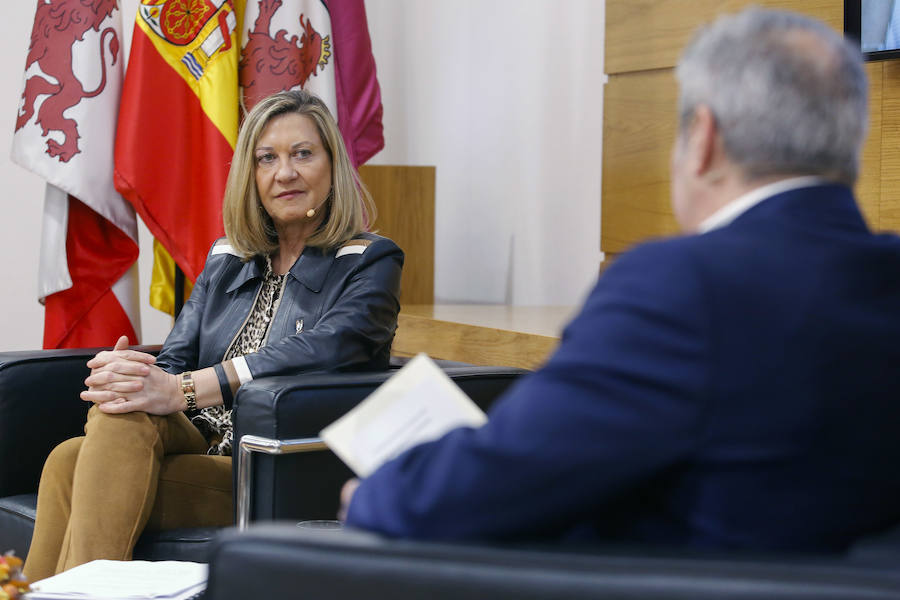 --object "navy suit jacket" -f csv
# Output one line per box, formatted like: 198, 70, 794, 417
347, 184, 900, 552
